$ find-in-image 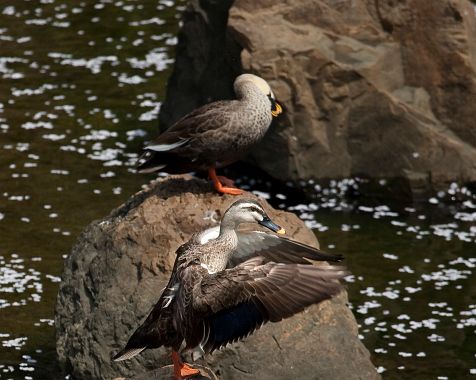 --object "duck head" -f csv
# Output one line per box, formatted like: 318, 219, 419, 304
233, 74, 283, 118
221, 198, 285, 234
